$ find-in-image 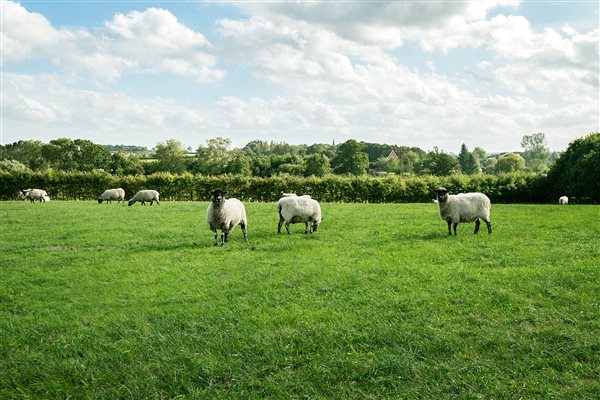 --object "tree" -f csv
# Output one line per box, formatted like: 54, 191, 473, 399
521, 132, 550, 172
304, 153, 330, 177
0, 140, 47, 170
42, 138, 79, 170
422, 148, 460, 176
73, 139, 111, 171
225, 149, 251, 176
193, 137, 232, 175
154, 139, 186, 173
110, 152, 144, 175
331, 139, 369, 175
546, 132, 600, 200
458, 143, 480, 174
495, 153, 525, 174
